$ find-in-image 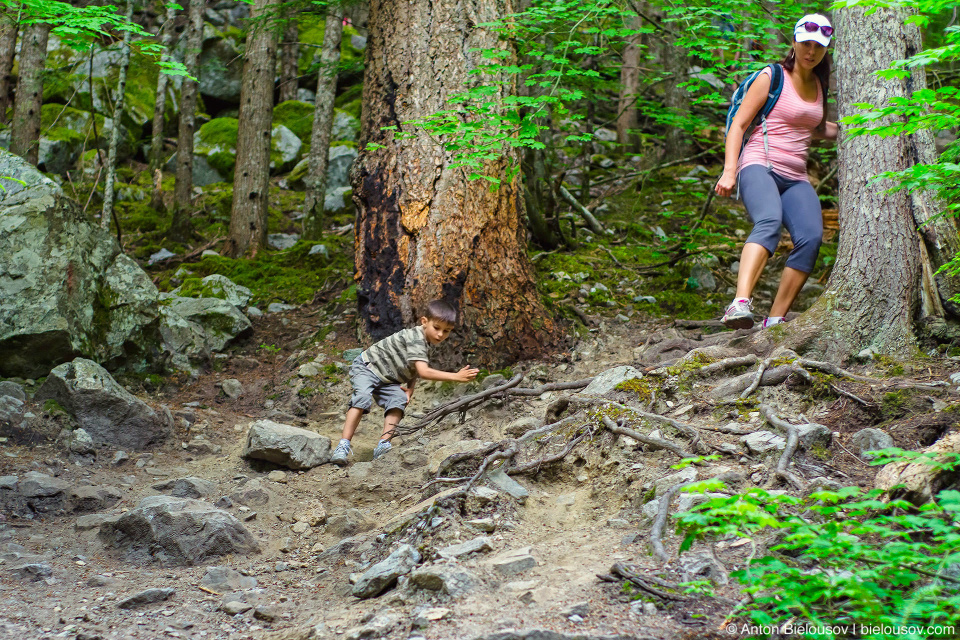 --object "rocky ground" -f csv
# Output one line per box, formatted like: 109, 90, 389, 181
2, 298, 957, 640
